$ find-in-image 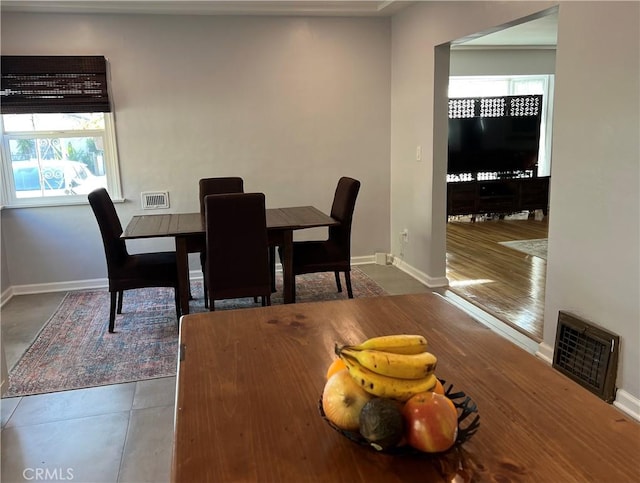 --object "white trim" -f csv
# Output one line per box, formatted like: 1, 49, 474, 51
392, 257, 449, 287
535, 342, 639, 422
613, 390, 640, 422
0, 112, 122, 207
438, 289, 541, 355
0, 257, 379, 306
536, 341, 554, 364
351, 255, 376, 266
3, 258, 640, 423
